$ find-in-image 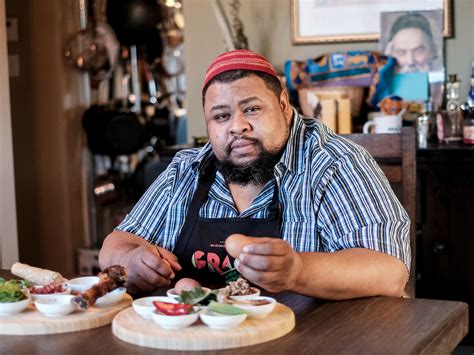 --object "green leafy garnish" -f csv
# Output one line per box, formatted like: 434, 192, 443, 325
179, 286, 217, 305
0, 279, 28, 303
208, 301, 246, 315
1, 278, 31, 289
